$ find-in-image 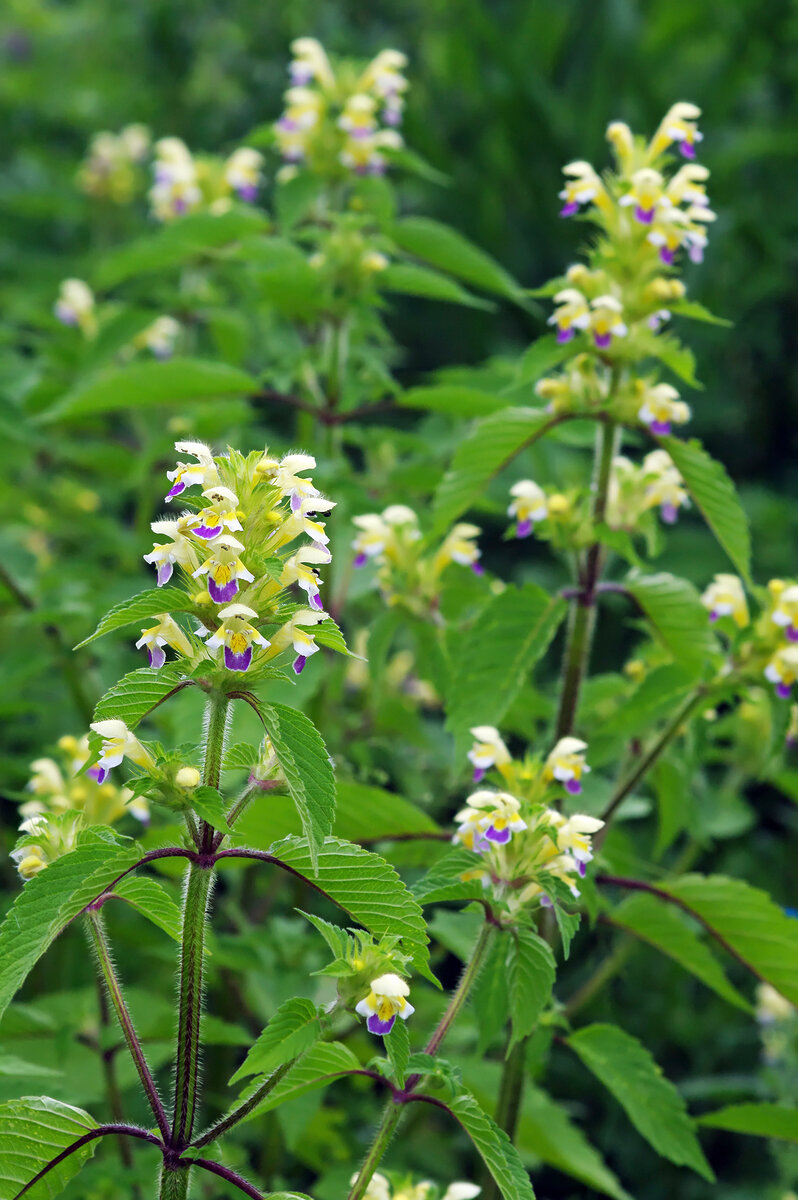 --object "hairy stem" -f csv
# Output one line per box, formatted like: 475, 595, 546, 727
89, 946, 136, 1179
86, 910, 170, 1141
158, 1162, 190, 1200
191, 1058, 296, 1148
171, 861, 214, 1148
